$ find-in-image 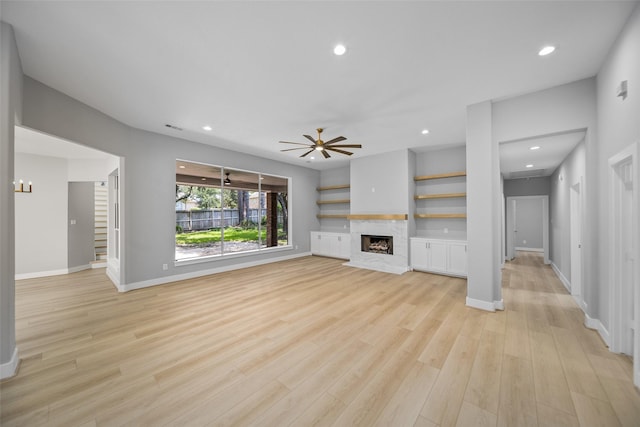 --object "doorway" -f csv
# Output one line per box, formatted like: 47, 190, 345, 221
505, 195, 549, 264
570, 179, 583, 304
609, 142, 639, 387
